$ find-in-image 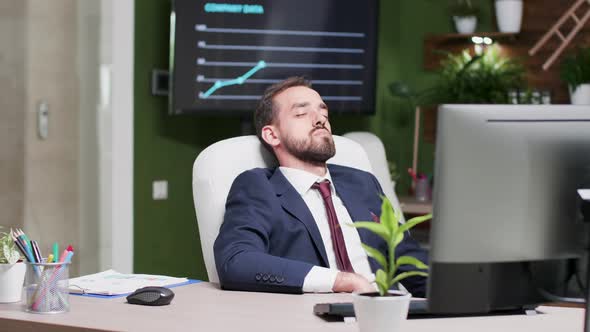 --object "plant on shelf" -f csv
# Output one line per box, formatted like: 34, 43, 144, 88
560, 47, 590, 105
432, 44, 525, 104
449, 0, 479, 34
494, 0, 523, 33
449, 0, 479, 18
350, 196, 431, 332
